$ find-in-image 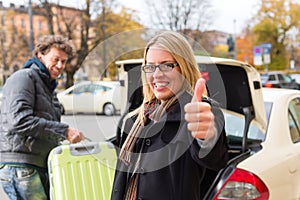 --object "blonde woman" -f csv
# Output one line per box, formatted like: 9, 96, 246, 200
111, 31, 228, 200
